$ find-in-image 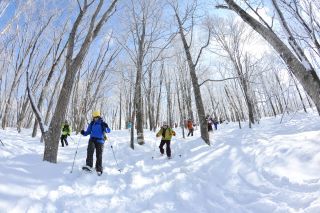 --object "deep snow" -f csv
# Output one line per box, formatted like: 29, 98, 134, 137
0, 110, 320, 213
